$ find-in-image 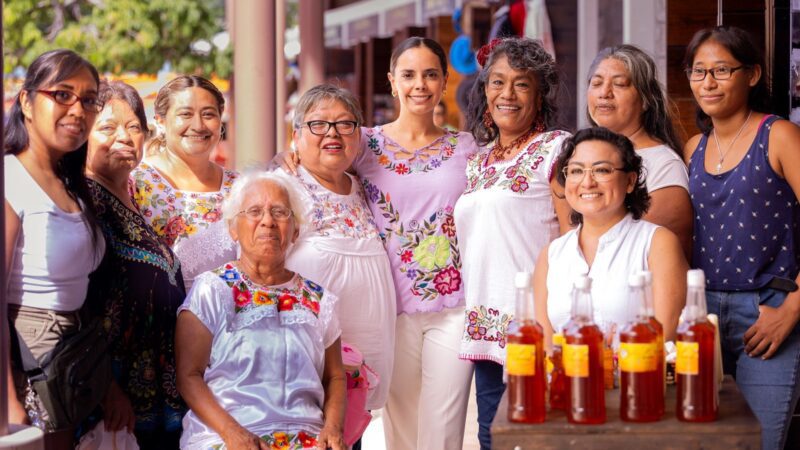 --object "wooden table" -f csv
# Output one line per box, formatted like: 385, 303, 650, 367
492, 376, 760, 449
